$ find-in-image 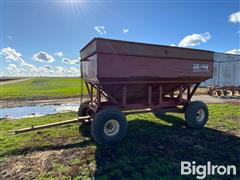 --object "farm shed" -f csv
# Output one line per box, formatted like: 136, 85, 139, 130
202, 53, 240, 87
